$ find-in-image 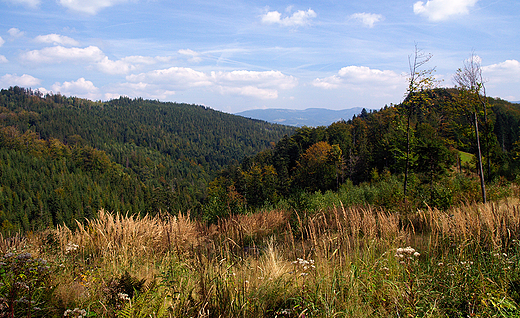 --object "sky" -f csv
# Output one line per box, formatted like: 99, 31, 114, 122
0, 0, 518, 113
